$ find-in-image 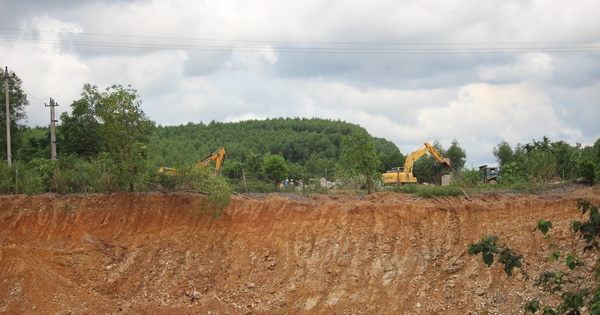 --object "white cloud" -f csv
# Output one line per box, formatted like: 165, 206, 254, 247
476, 53, 555, 82
225, 112, 266, 123
2, 18, 89, 125
416, 83, 567, 141
226, 46, 278, 75
1, 0, 597, 167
